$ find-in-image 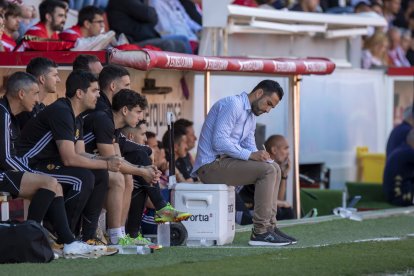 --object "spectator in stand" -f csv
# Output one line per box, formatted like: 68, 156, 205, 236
0, 0, 8, 16
18, 4, 38, 40
388, 27, 411, 66
2, 3, 21, 52
401, 29, 412, 56
290, 0, 322, 12
232, 0, 258, 7
406, 12, 414, 62
383, 0, 401, 27
408, 11, 414, 37
362, 31, 389, 69
405, 32, 414, 64
24, 0, 66, 40
386, 105, 414, 158
256, 0, 276, 9
149, 0, 200, 53
371, 1, 384, 15
0, 14, 5, 52
393, 0, 414, 29
174, 118, 198, 181
59, 6, 114, 51
354, 1, 372, 13
106, 0, 190, 53
179, 0, 202, 25
73, 54, 103, 76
